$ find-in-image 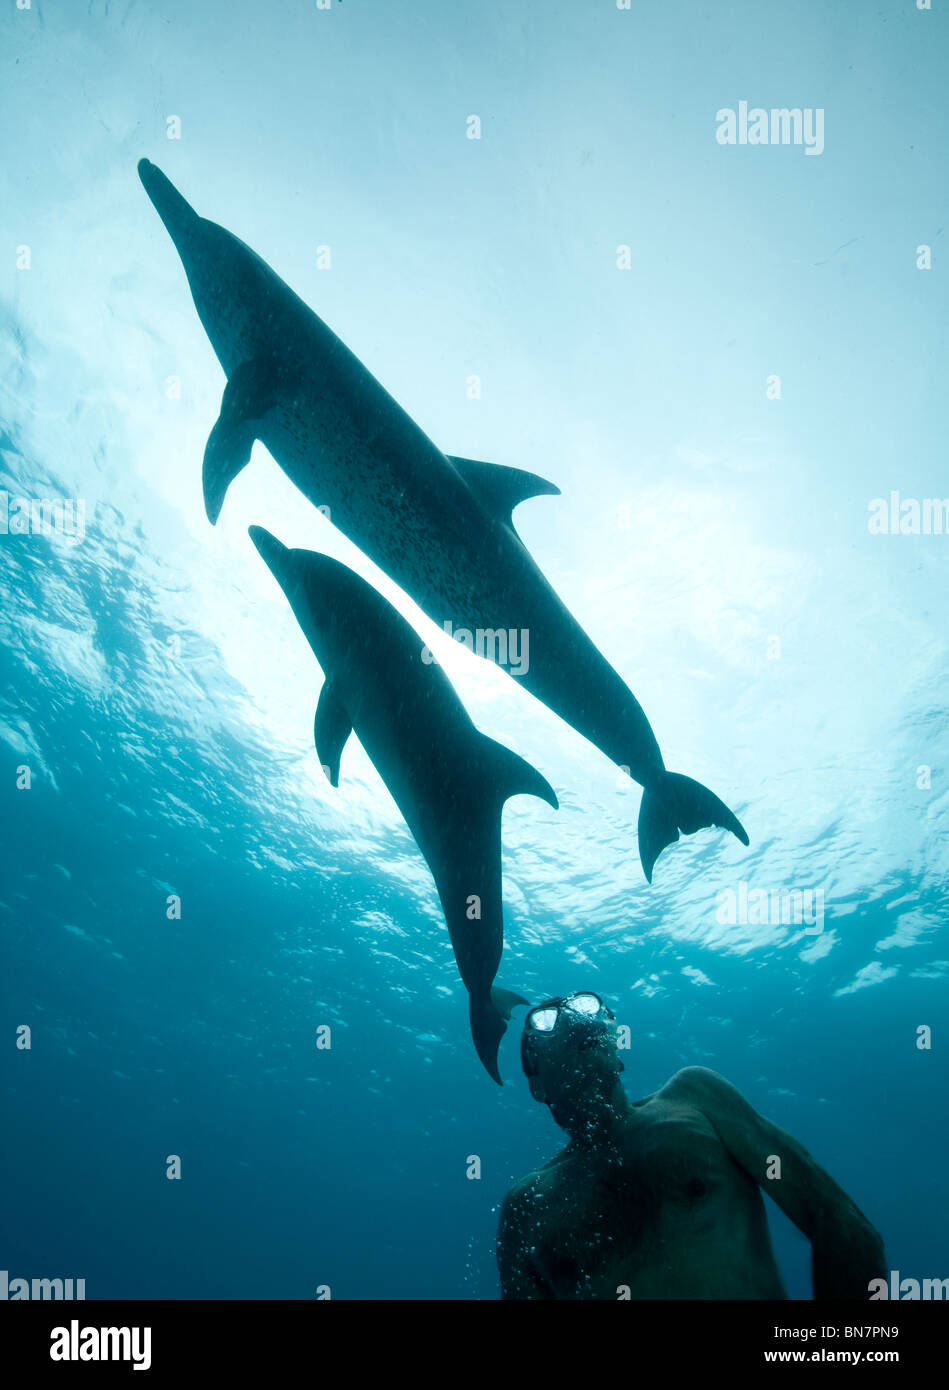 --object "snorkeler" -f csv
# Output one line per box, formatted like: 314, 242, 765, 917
497, 993, 886, 1299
